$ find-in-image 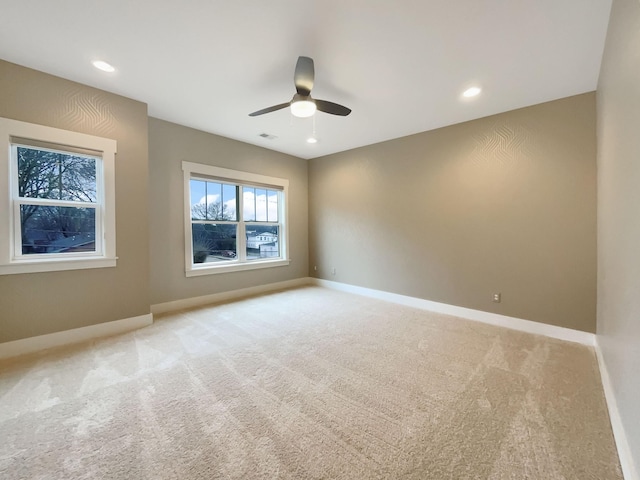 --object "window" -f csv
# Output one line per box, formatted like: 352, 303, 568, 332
0, 117, 117, 275
182, 162, 289, 276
